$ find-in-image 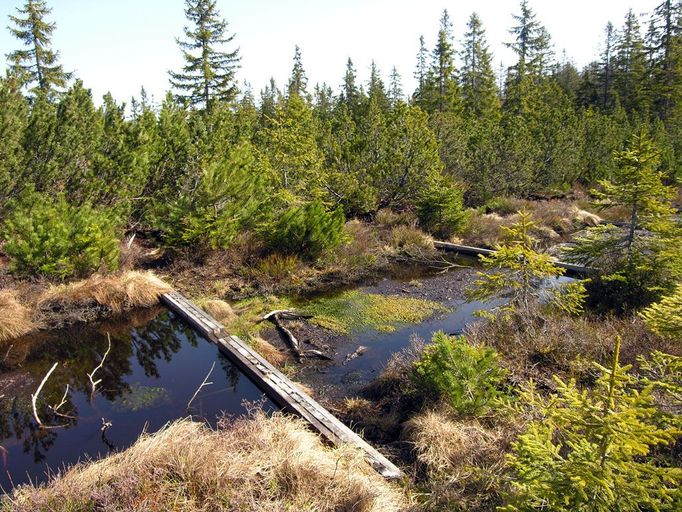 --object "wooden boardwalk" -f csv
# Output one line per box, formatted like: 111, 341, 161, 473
160, 291, 403, 480
433, 240, 592, 276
